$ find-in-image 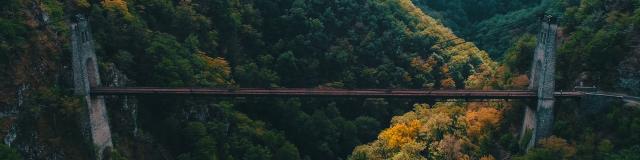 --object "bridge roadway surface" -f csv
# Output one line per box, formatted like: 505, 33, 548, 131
90, 87, 584, 99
